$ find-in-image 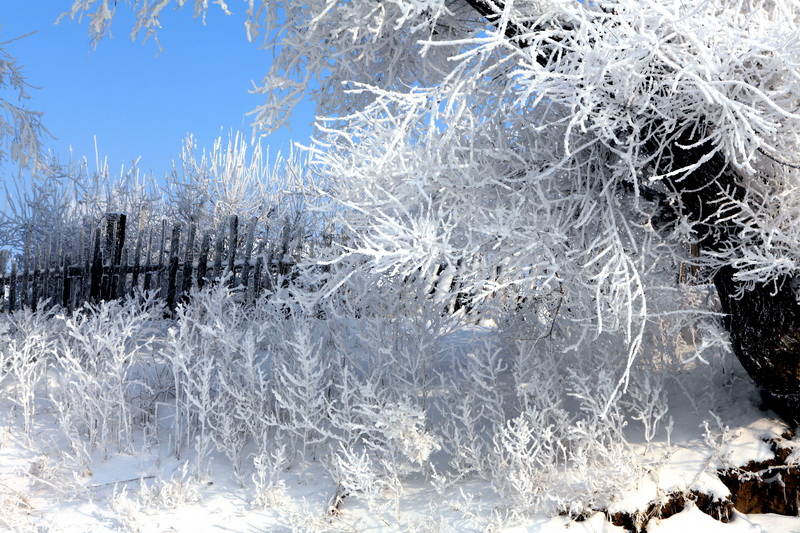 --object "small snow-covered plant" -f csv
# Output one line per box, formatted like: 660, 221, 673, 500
3, 305, 59, 440
251, 445, 291, 510
268, 315, 334, 462
623, 369, 669, 446
48, 291, 165, 459
329, 443, 395, 513
137, 463, 202, 510
437, 334, 516, 480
